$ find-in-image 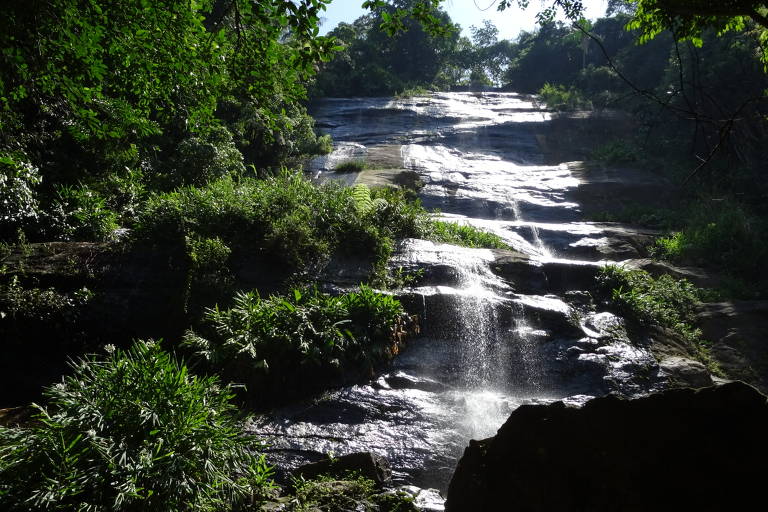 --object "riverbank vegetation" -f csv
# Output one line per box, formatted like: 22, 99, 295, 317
594, 266, 719, 372
0, 341, 276, 511
182, 286, 410, 404
3, 0, 768, 508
